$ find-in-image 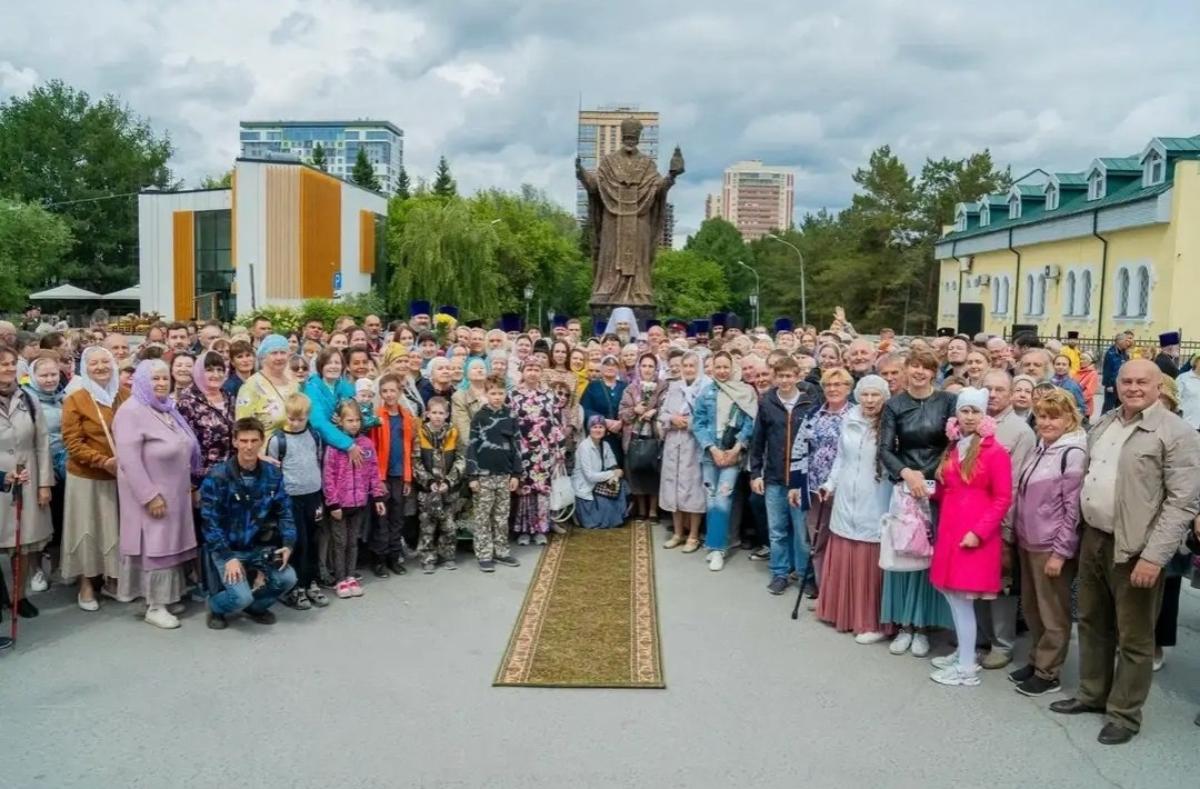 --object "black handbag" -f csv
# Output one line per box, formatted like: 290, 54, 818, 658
626, 423, 661, 473
718, 405, 742, 450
